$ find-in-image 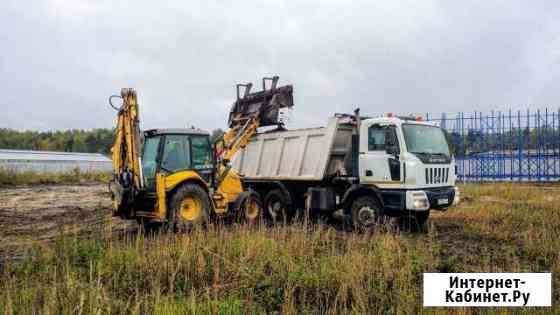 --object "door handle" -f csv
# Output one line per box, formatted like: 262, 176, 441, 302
365, 170, 373, 176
